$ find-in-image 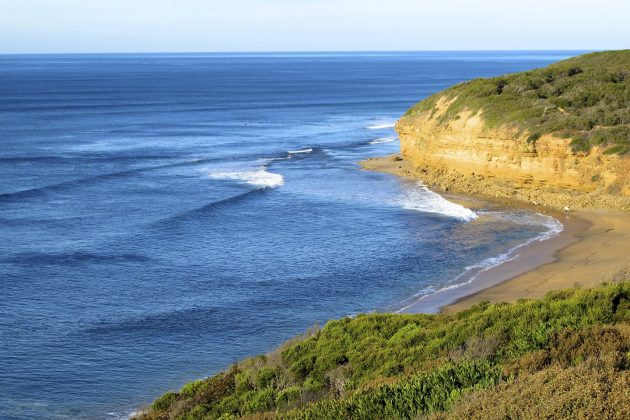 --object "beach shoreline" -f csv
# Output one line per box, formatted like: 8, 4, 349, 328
361, 154, 630, 314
